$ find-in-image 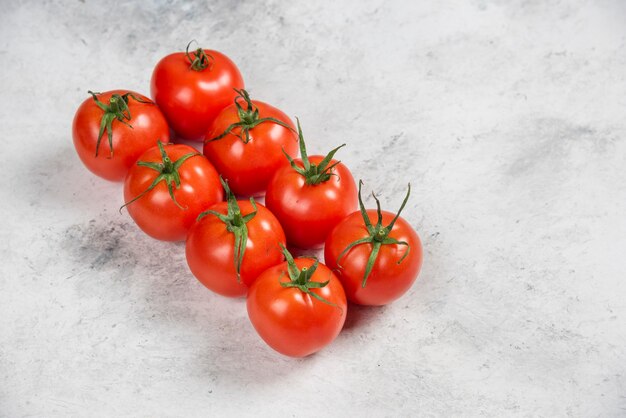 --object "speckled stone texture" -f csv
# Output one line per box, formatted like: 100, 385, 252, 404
1, 1, 625, 416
